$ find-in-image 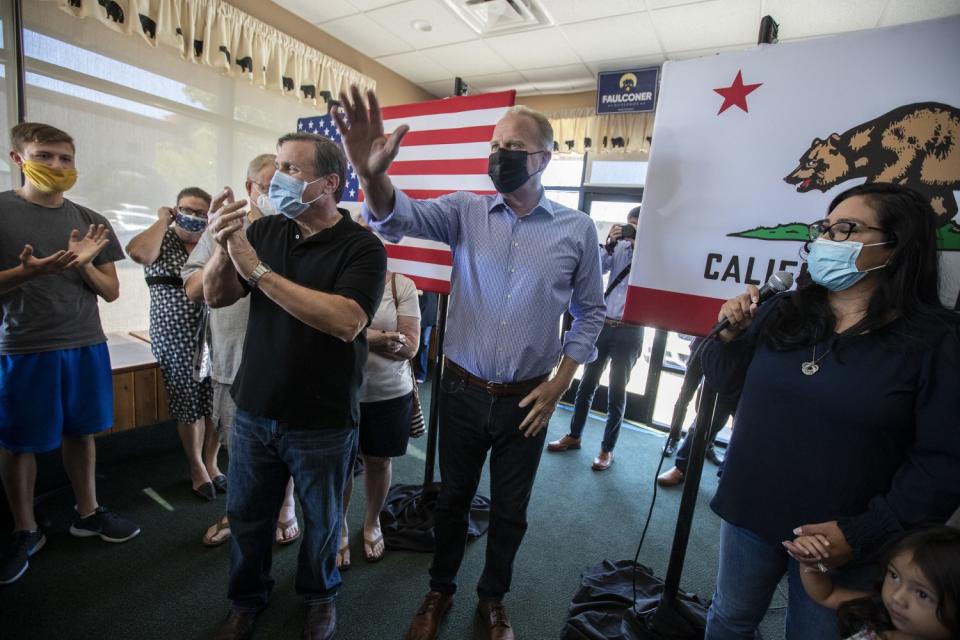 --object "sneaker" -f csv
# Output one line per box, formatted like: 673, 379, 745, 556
0, 530, 46, 585
69, 506, 141, 543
